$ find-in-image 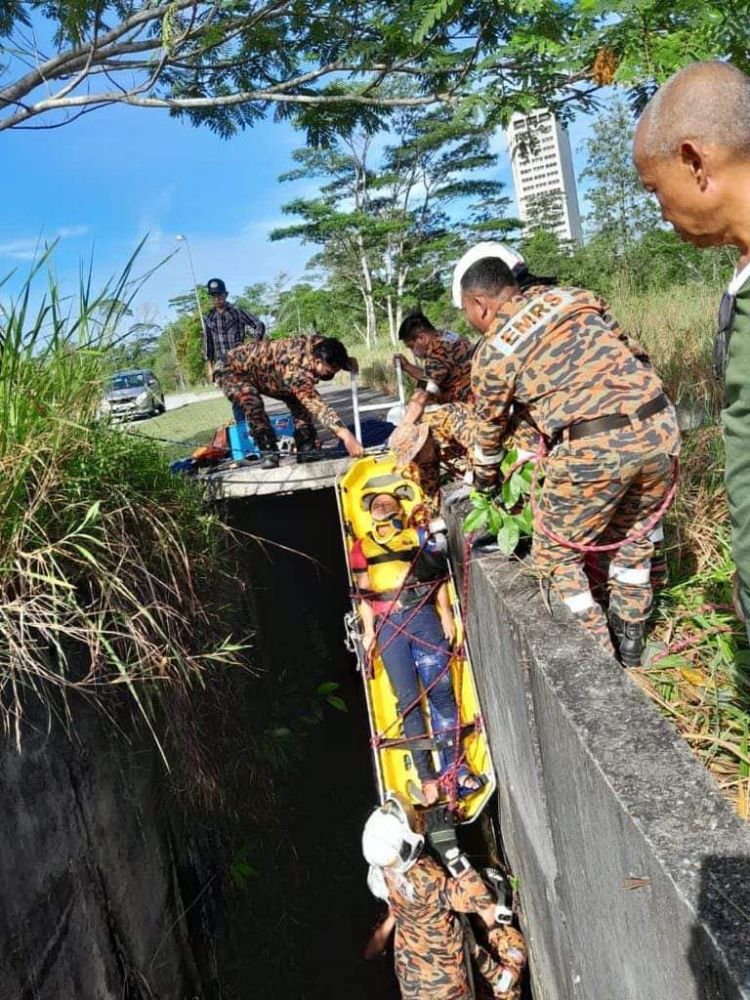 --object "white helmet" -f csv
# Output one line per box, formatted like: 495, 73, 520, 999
451, 241, 526, 308
362, 794, 424, 873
